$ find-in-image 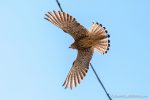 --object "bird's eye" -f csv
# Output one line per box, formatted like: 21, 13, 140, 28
72, 61, 75, 65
